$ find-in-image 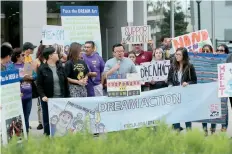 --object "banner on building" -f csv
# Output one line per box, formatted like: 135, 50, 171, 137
61, 6, 102, 56
121, 25, 151, 44
42, 25, 65, 45
218, 63, 232, 97
172, 29, 212, 52
48, 82, 221, 137
1, 70, 27, 145
107, 73, 141, 97
139, 60, 170, 82
189, 52, 228, 124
